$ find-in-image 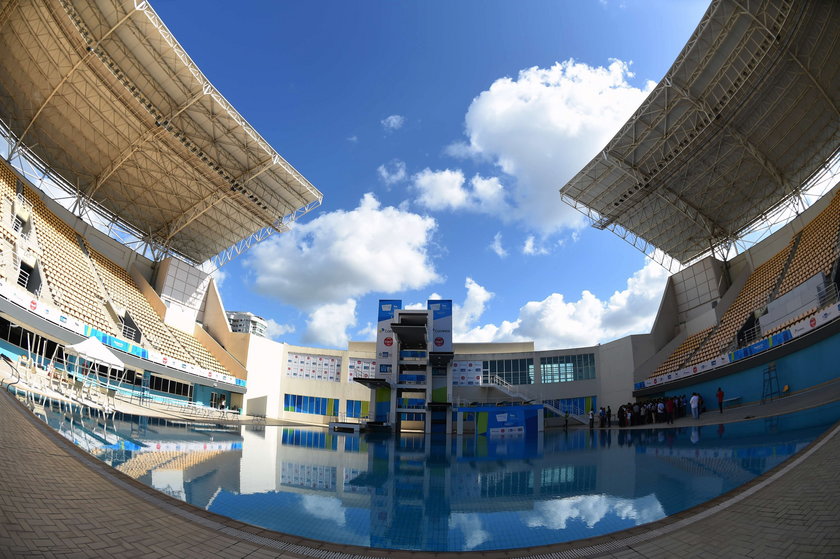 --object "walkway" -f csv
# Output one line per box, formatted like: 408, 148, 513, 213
1, 385, 839, 558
